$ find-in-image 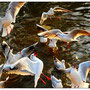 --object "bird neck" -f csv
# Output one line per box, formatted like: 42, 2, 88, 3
32, 56, 39, 62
